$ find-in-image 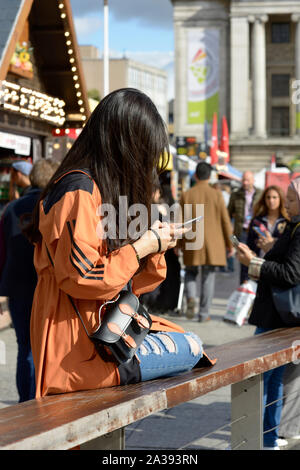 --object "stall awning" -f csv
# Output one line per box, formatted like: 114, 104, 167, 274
217, 163, 242, 181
